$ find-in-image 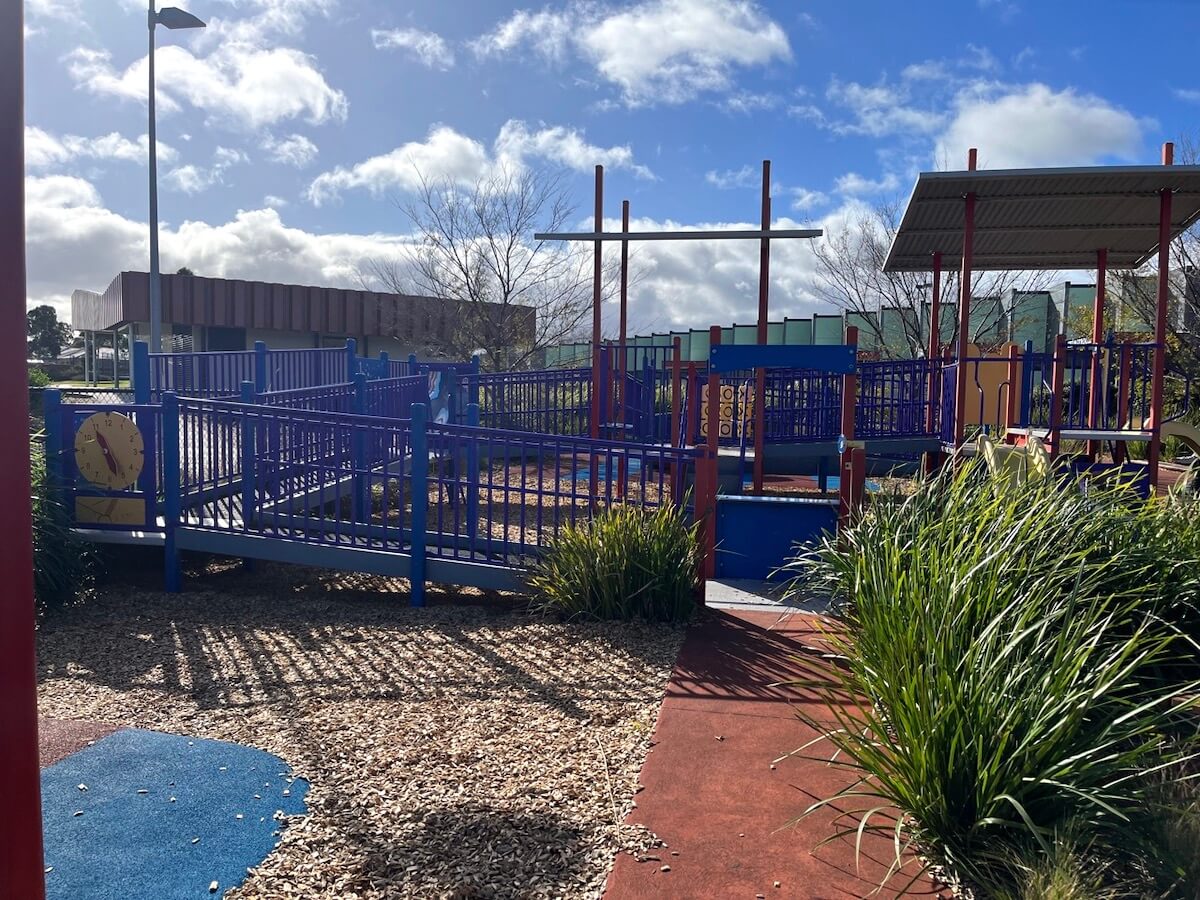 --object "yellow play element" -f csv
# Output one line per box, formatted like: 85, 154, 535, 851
977, 432, 1053, 487
699, 382, 755, 439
